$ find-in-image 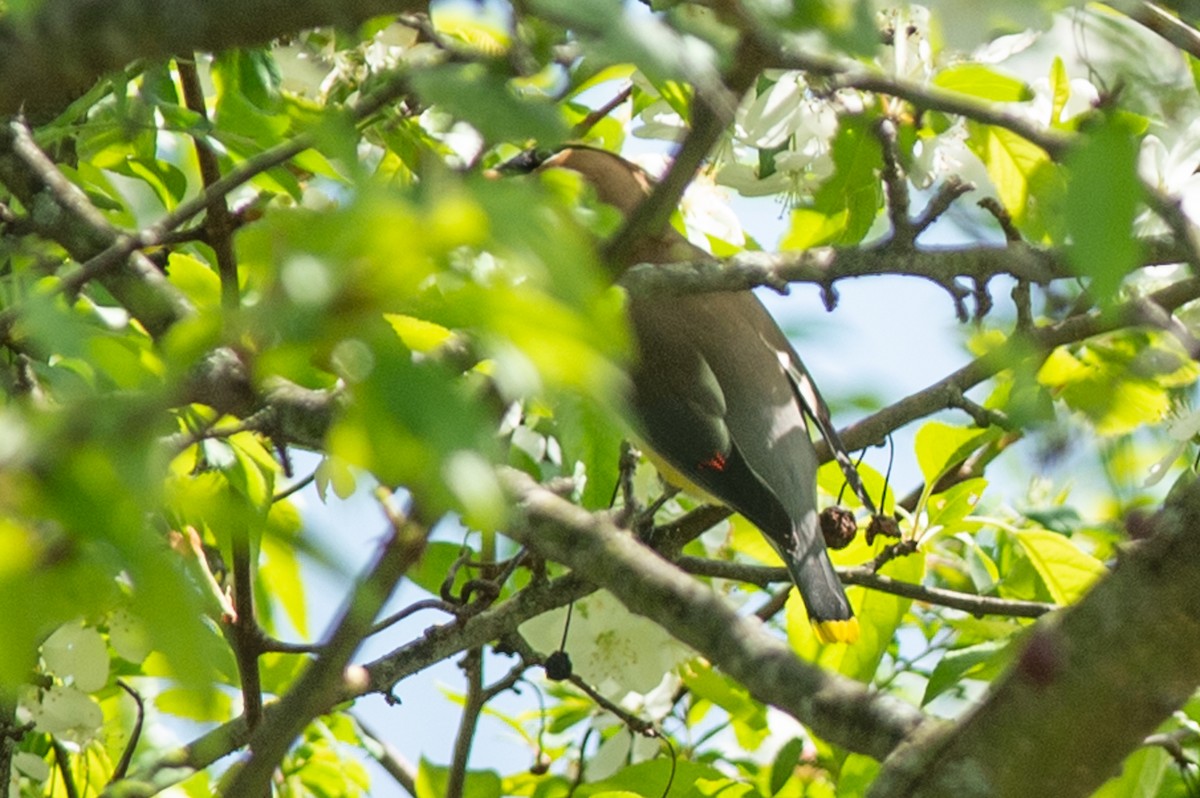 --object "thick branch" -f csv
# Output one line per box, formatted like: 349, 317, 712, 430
871, 474, 1200, 797
0, 119, 192, 337
0, 0, 426, 116
618, 237, 1186, 299
498, 468, 928, 760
